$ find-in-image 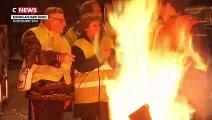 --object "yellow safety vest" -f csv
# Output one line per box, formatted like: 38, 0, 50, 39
65, 28, 78, 46
23, 26, 72, 84
73, 38, 117, 103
